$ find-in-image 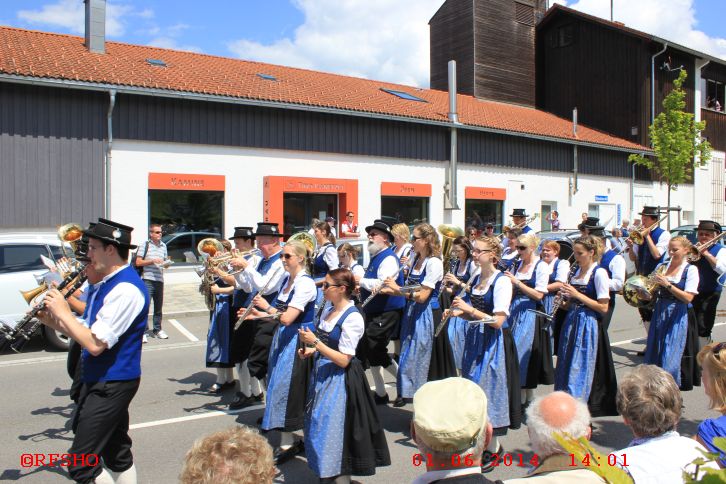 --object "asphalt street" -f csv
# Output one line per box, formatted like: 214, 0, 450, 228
1, 296, 724, 483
